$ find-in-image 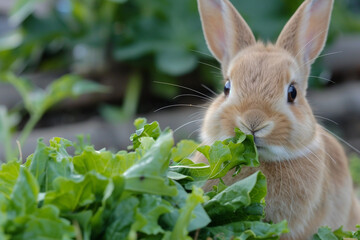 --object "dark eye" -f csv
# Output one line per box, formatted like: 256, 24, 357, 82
224, 80, 231, 96
287, 84, 297, 103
